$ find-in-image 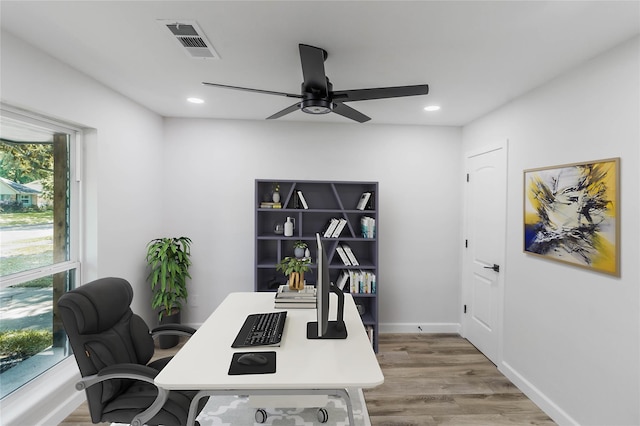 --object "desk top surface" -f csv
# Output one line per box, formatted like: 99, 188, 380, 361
154, 292, 384, 390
